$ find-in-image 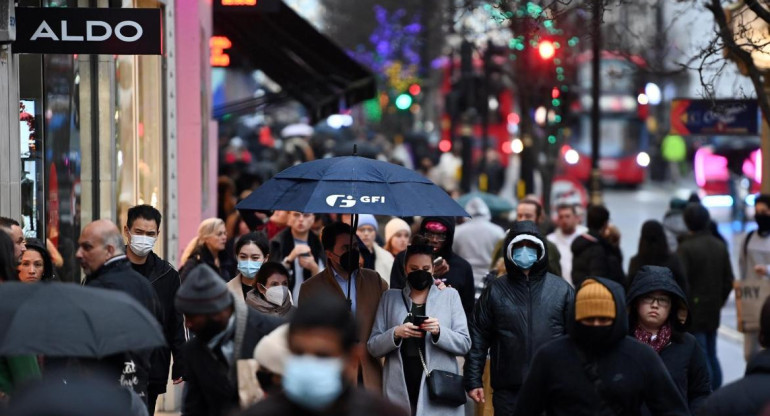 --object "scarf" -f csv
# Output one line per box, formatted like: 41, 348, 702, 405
633, 322, 672, 353
245, 289, 293, 317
